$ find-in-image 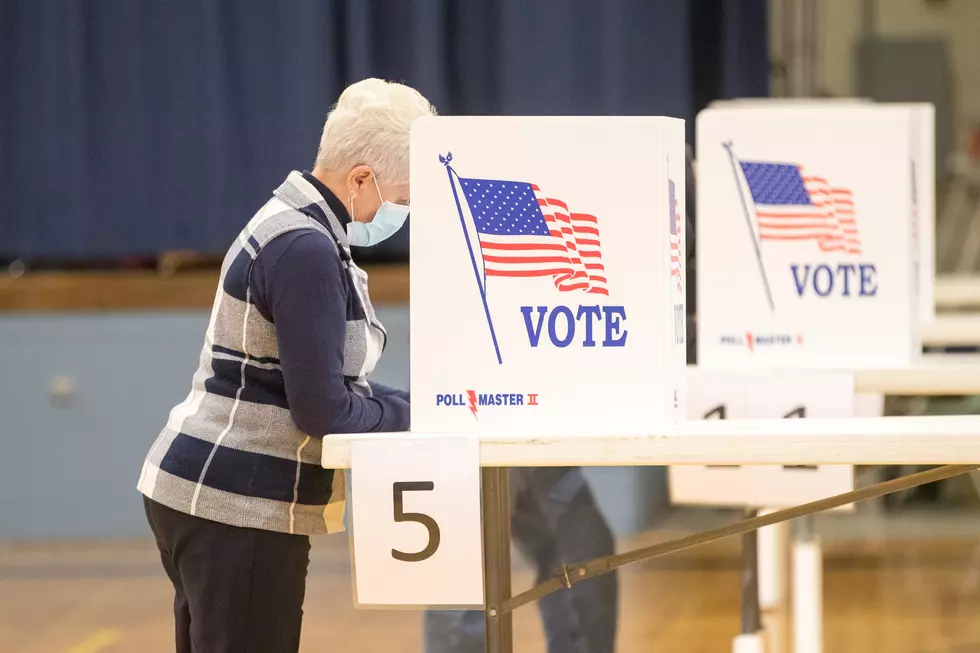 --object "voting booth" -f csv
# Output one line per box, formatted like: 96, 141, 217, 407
347, 116, 688, 608
704, 100, 936, 324
696, 104, 923, 370
682, 102, 936, 653
672, 103, 935, 516
680, 103, 936, 512
408, 116, 688, 437
680, 100, 934, 520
